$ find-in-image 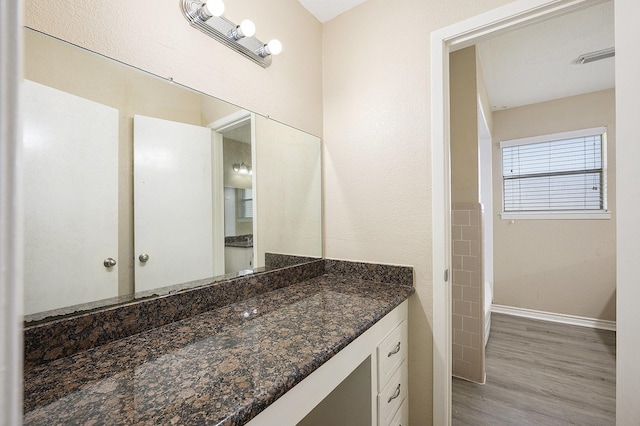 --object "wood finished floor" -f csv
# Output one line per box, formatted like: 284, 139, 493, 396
452, 313, 616, 426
